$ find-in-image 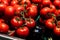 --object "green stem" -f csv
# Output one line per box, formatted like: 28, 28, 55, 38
35, 15, 40, 21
